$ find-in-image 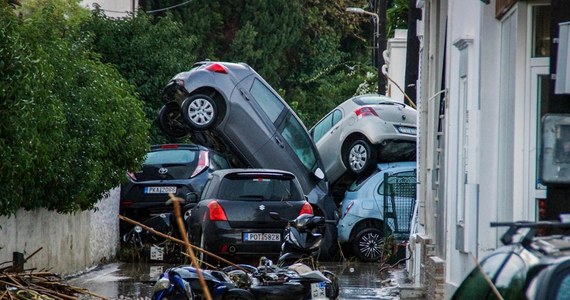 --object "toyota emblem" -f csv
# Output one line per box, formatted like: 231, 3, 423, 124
158, 167, 168, 175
